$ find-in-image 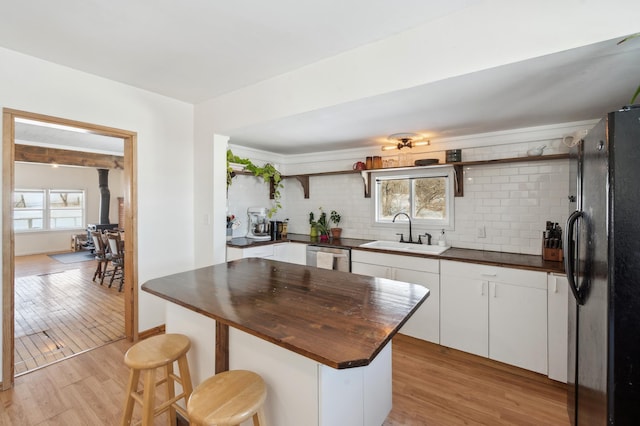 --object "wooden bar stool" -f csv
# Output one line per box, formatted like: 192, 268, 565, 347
121, 333, 194, 426
187, 370, 268, 426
